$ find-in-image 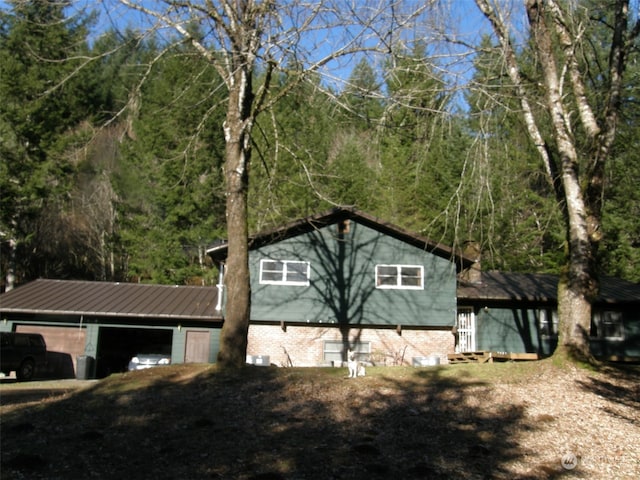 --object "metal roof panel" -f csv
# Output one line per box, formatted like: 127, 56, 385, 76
0, 279, 222, 321
457, 271, 640, 305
